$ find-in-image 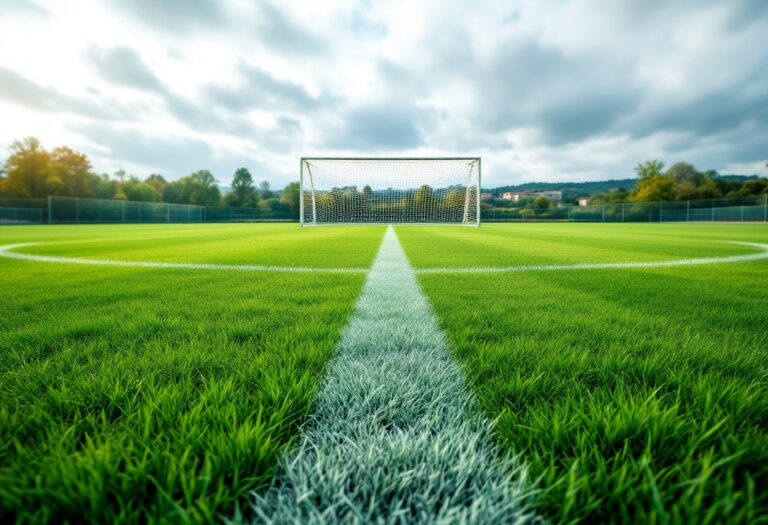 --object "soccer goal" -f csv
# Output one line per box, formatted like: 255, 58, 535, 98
300, 157, 481, 226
